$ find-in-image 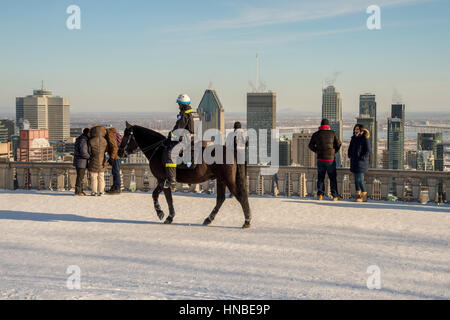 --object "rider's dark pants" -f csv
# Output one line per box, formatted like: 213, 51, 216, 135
163, 142, 178, 183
